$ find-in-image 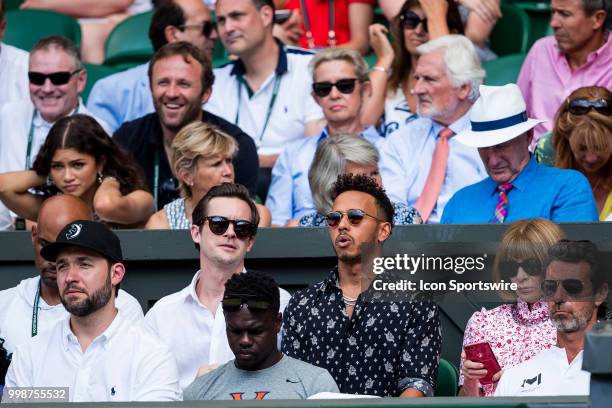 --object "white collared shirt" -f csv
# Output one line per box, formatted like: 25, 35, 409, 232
0, 43, 29, 106
0, 276, 144, 355
4, 311, 182, 402
144, 270, 292, 389
494, 346, 590, 396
